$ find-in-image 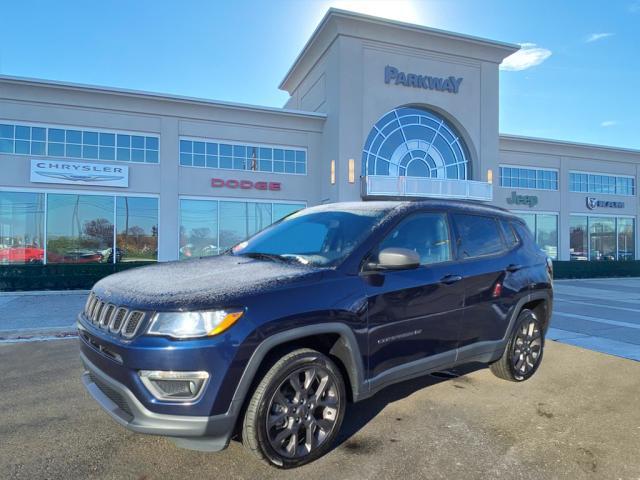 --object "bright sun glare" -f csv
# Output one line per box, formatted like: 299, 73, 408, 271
329, 0, 422, 23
